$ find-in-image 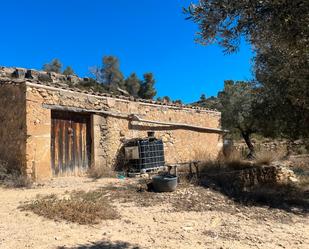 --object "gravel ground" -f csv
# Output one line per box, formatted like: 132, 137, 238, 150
0, 177, 308, 249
